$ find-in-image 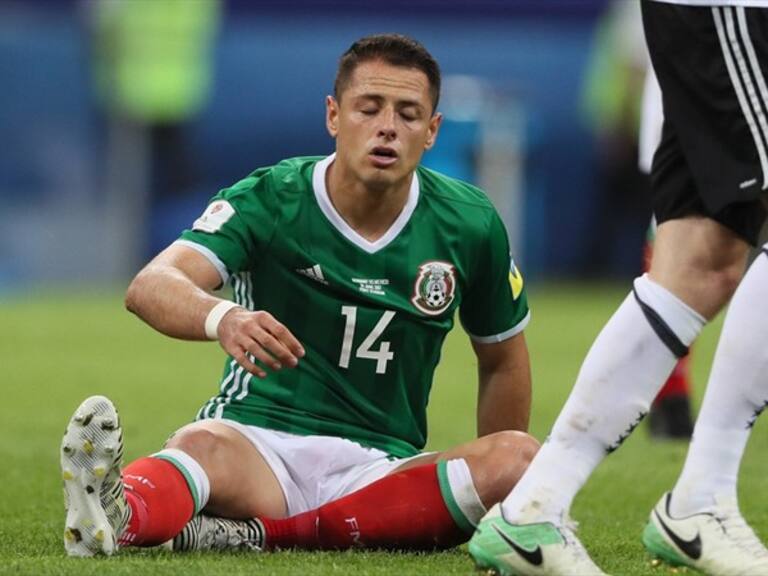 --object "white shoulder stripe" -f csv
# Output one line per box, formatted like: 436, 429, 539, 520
466, 310, 531, 344
173, 240, 230, 285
